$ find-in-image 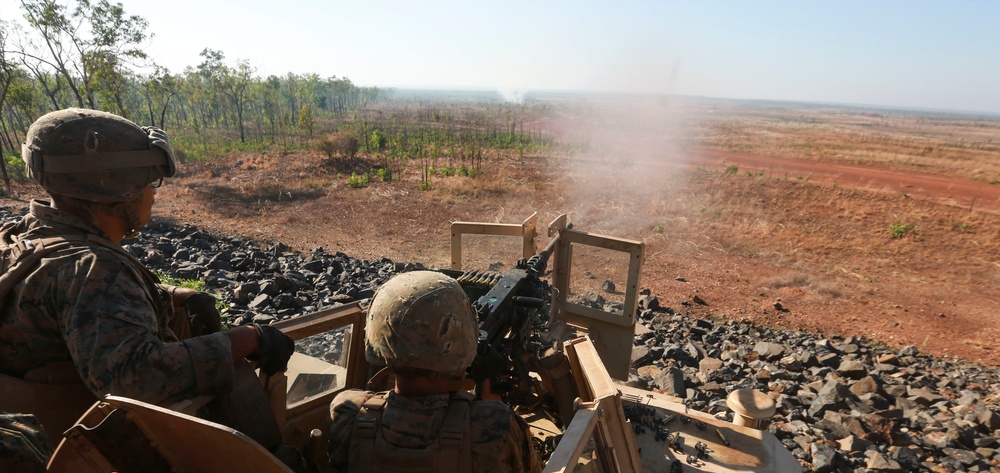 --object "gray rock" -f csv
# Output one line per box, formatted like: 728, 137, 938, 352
637, 294, 659, 311
753, 341, 786, 360
260, 280, 281, 296
977, 408, 1000, 431
779, 355, 803, 372
817, 352, 840, 367
941, 447, 980, 466
877, 353, 899, 365
907, 386, 945, 406
251, 313, 276, 324
973, 435, 998, 448
837, 360, 867, 379
699, 357, 724, 373
248, 293, 271, 309
815, 419, 851, 440
654, 367, 686, 398
809, 442, 839, 473
850, 376, 881, 396
883, 384, 907, 400
836, 343, 860, 354
837, 434, 872, 453
889, 447, 921, 472
866, 452, 901, 471
631, 345, 653, 368
922, 430, 956, 449
898, 345, 919, 357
